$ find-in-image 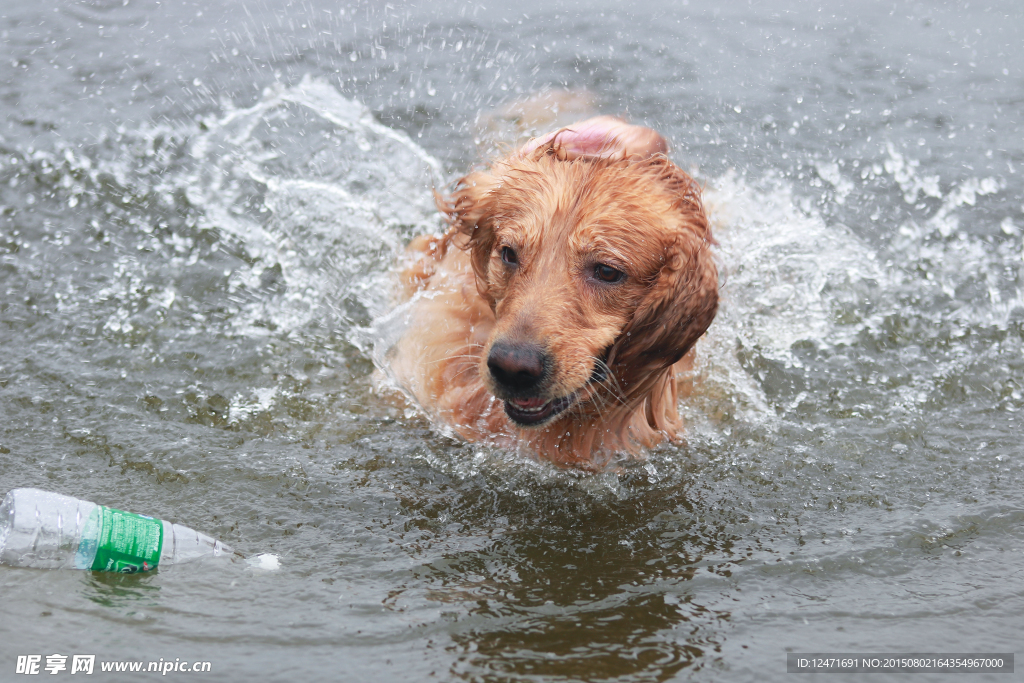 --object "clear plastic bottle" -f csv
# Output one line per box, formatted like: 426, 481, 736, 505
0, 488, 233, 573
